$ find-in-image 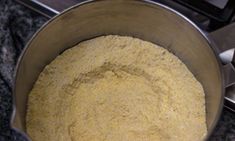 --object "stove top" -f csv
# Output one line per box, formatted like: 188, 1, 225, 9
15, 0, 81, 17
15, 0, 235, 112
